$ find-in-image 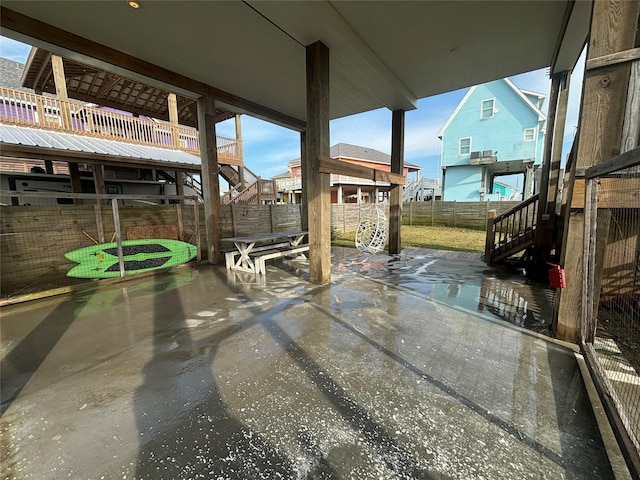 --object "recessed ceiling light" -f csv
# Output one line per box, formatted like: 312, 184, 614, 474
129, 1, 140, 9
